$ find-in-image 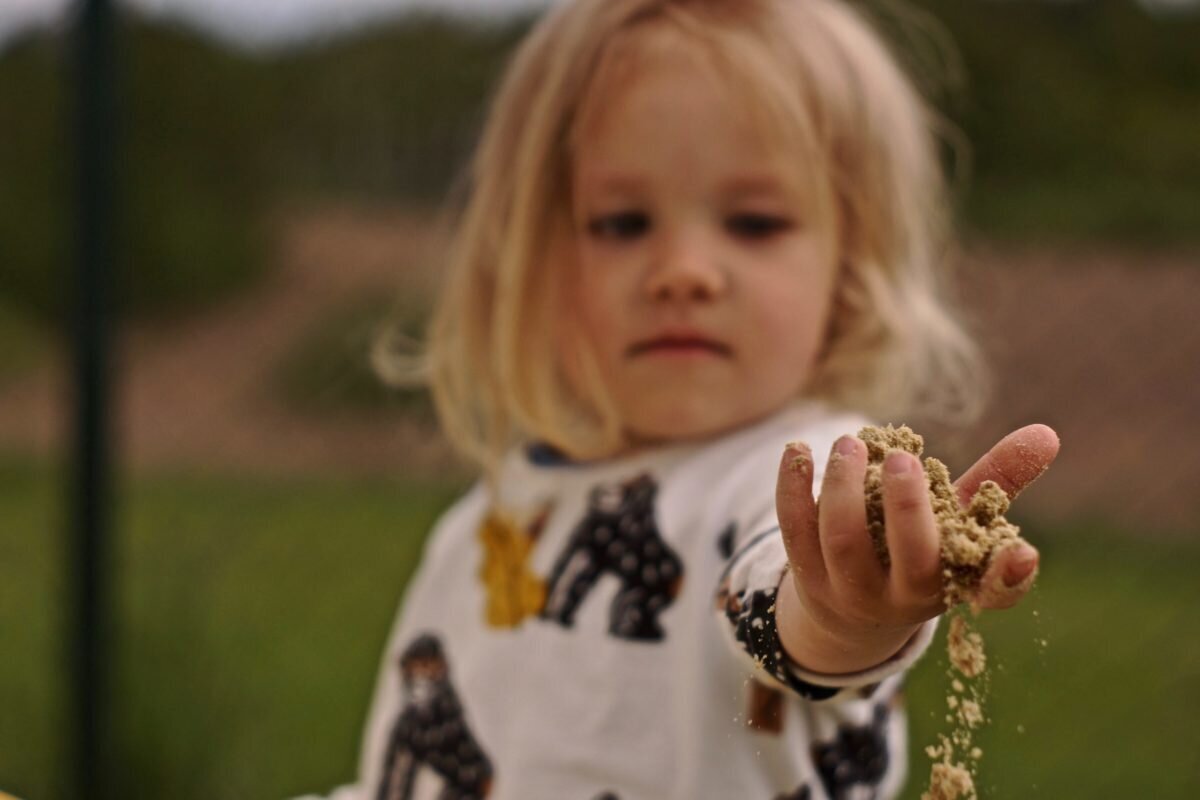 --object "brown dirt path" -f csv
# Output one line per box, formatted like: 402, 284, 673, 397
0, 207, 1197, 531
0, 205, 462, 479
949, 244, 1200, 533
